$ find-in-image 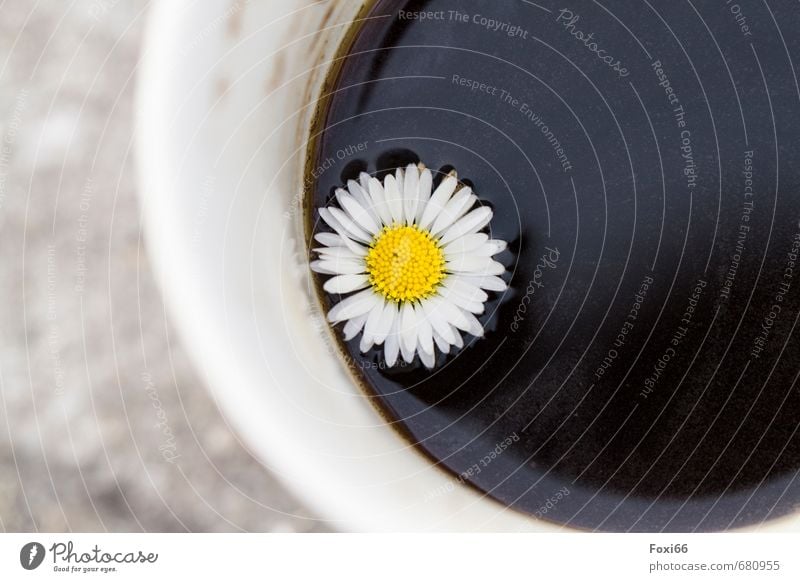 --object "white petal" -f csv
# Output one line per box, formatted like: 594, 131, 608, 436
400, 339, 416, 364
447, 255, 504, 276
373, 301, 397, 345
364, 303, 385, 337
359, 171, 371, 191
432, 329, 450, 354
315, 245, 365, 261
347, 179, 378, 222
419, 347, 435, 369
395, 167, 405, 200
384, 315, 400, 367
400, 302, 418, 354
415, 168, 433, 222
480, 239, 508, 256
442, 232, 488, 253
359, 336, 374, 353
420, 297, 457, 344
461, 309, 485, 337
314, 259, 366, 275
310, 260, 339, 275
360, 301, 385, 352
486, 260, 506, 276
334, 187, 349, 209
432, 294, 471, 333
317, 211, 371, 254
417, 315, 434, 356
358, 302, 383, 354
438, 284, 484, 314
442, 276, 488, 303
450, 326, 464, 349
437, 207, 493, 246
328, 289, 379, 323
403, 163, 419, 224
383, 174, 404, 224
368, 177, 393, 225
327, 207, 373, 244
318, 207, 348, 236
324, 274, 369, 294
418, 175, 458, 230
343, 313, 368, 341
430, 188, 476, 236
463, 274, 508, 292
314, 232, 344, 247
338, 191, 380, 234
